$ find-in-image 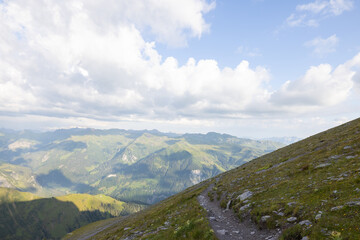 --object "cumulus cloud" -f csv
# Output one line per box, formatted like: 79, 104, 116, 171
286, 0, 353, 27
270, 53, 360, 111
305, 34, 339, 57
0, 0, 359, 129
